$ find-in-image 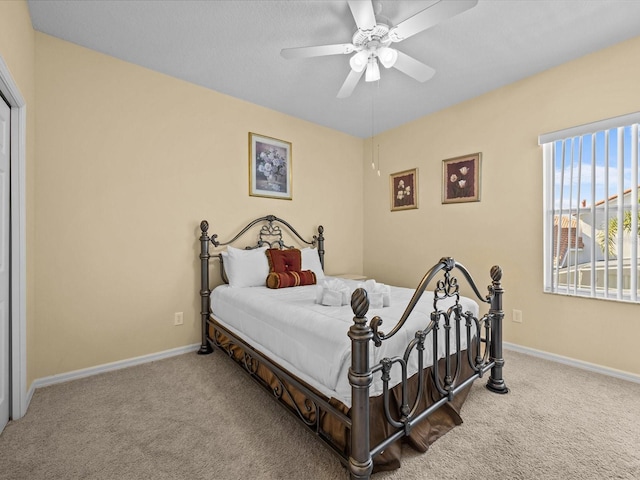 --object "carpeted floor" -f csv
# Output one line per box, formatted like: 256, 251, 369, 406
0, 349, 638, 479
